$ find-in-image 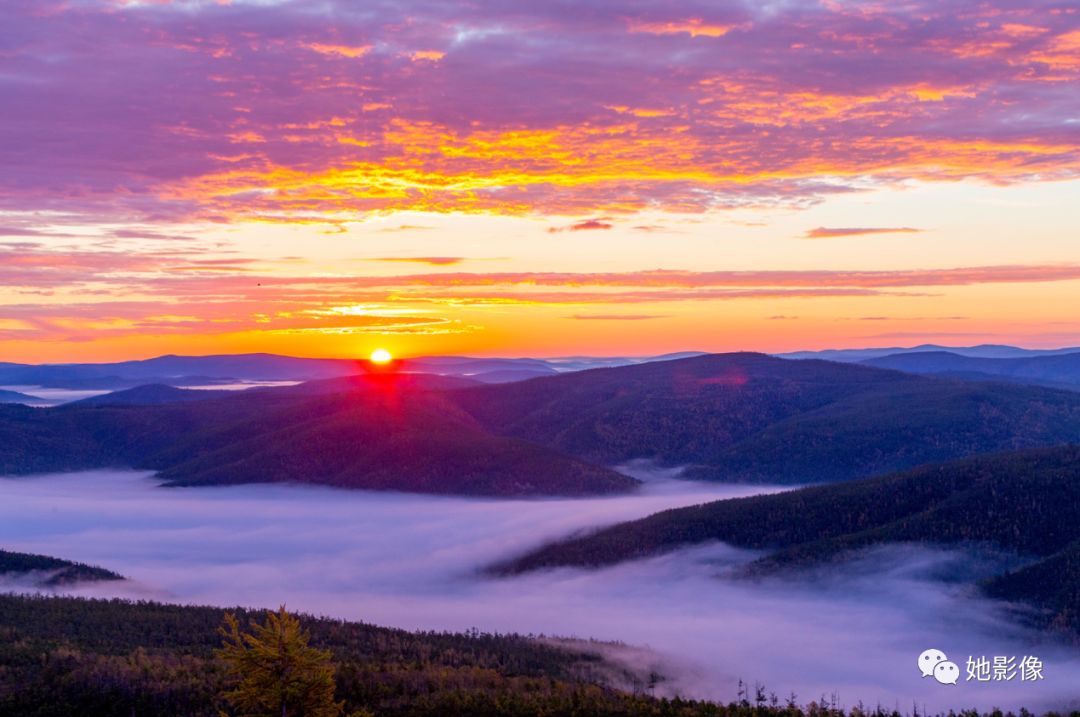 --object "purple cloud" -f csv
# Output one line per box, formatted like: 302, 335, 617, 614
0, 0, 1075, 222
